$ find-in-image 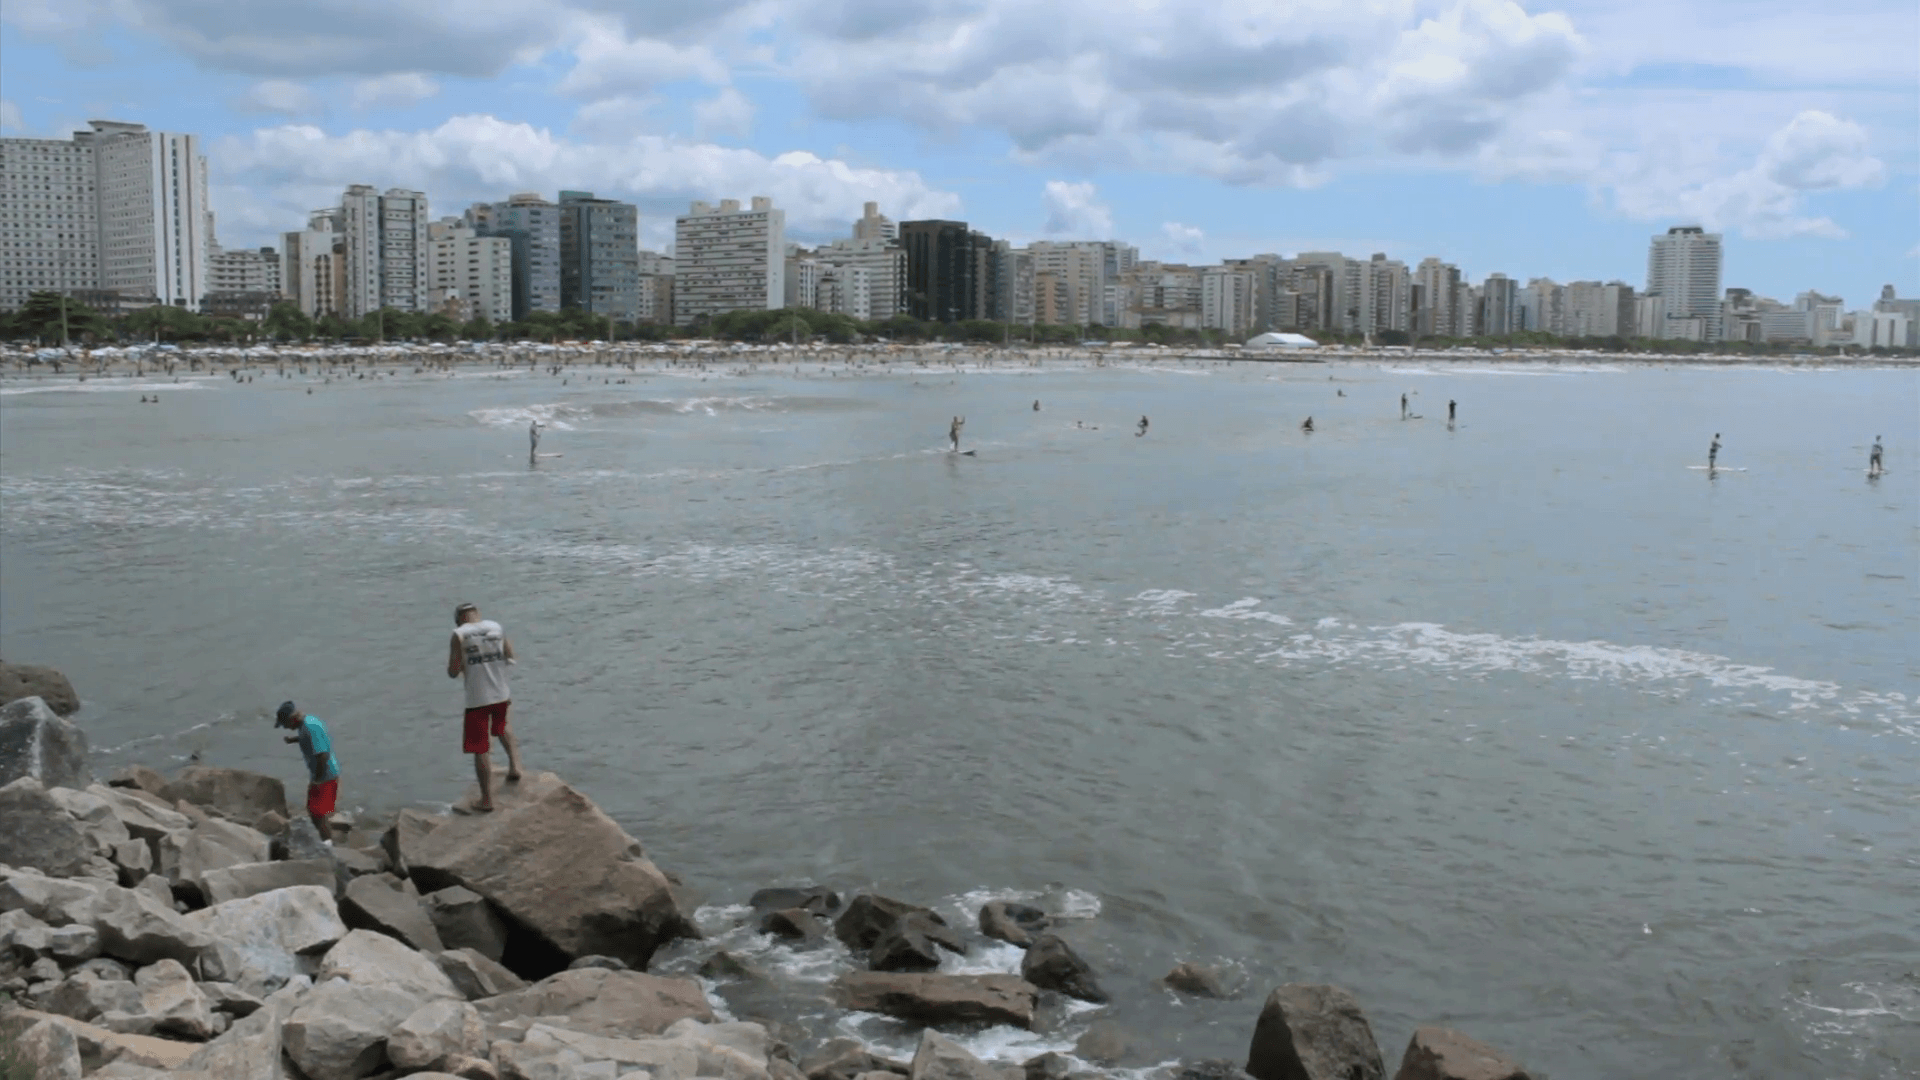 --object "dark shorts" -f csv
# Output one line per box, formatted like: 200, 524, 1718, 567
463, 701, 511, 754
306, 778, 338, 817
